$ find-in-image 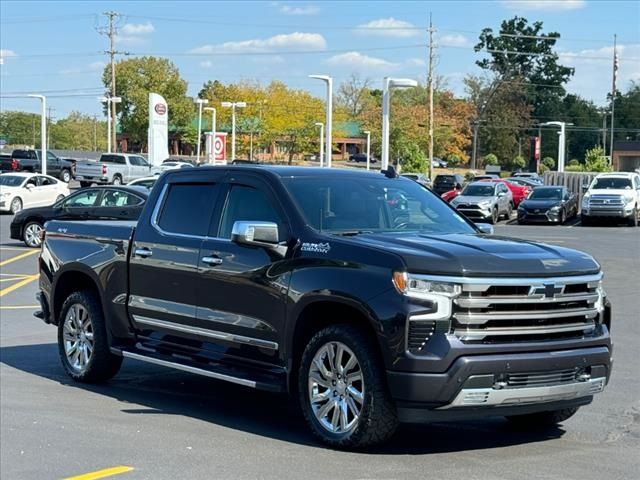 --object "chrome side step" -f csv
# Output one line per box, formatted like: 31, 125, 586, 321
121, 350, 257, 388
